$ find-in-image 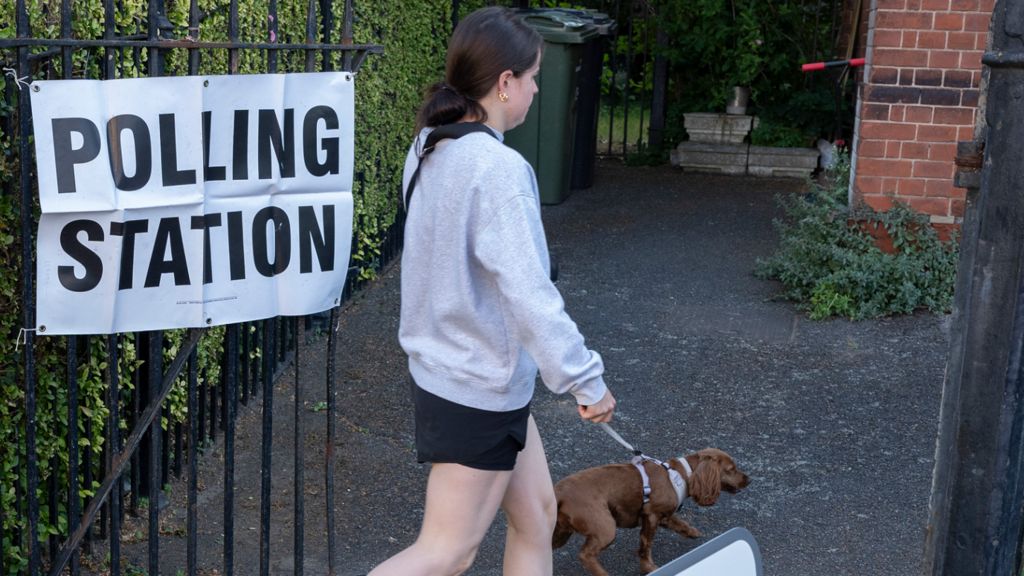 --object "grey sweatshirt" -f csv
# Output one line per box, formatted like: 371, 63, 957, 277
399, 126, 608, 412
